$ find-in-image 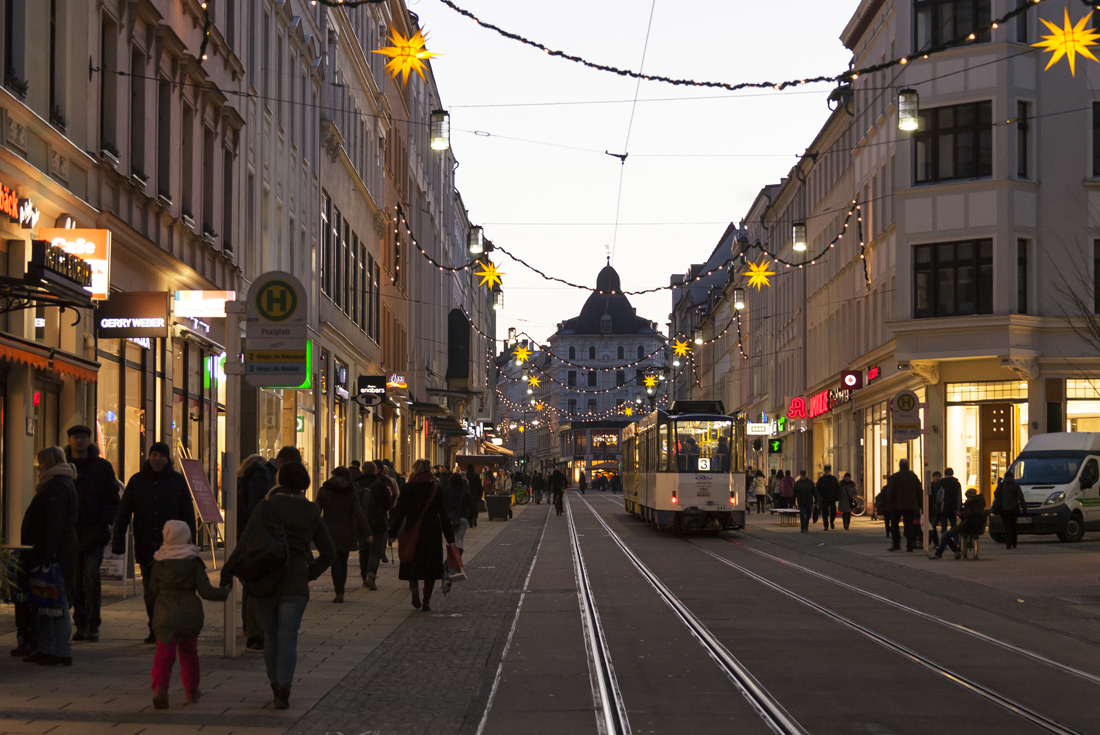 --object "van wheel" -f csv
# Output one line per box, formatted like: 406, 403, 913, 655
989, 531, 1005, 544
1058, 513, 1086, 543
